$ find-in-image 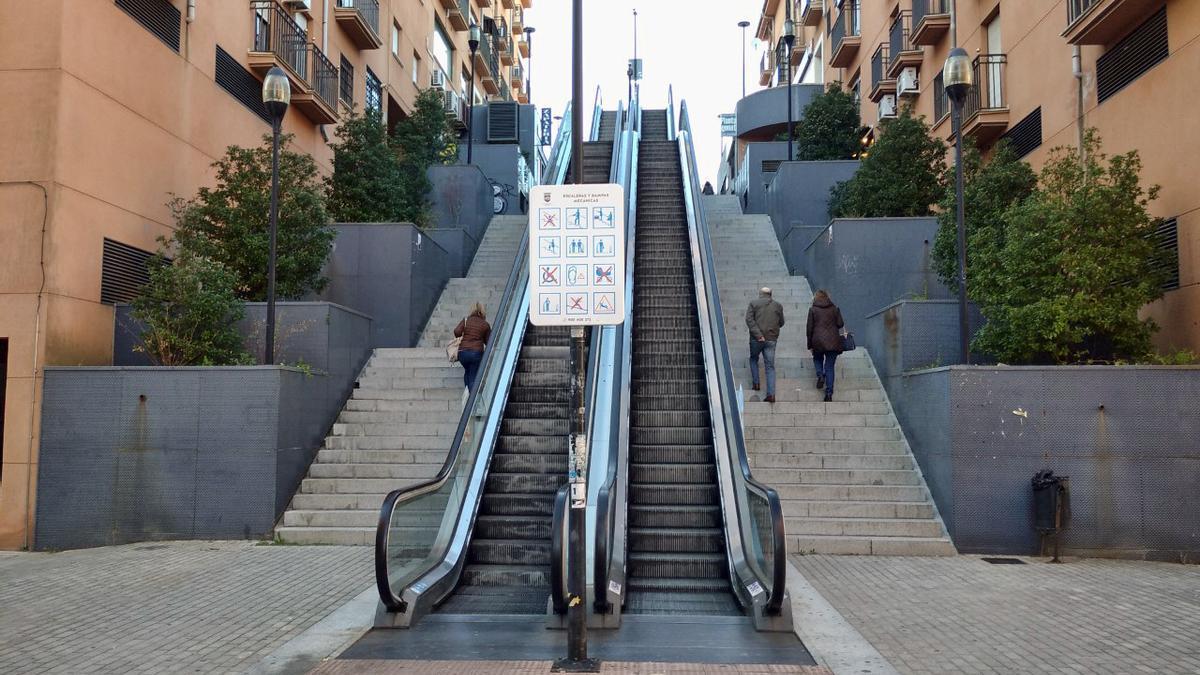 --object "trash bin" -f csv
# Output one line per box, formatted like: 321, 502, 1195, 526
1032, 469, 1068, 562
